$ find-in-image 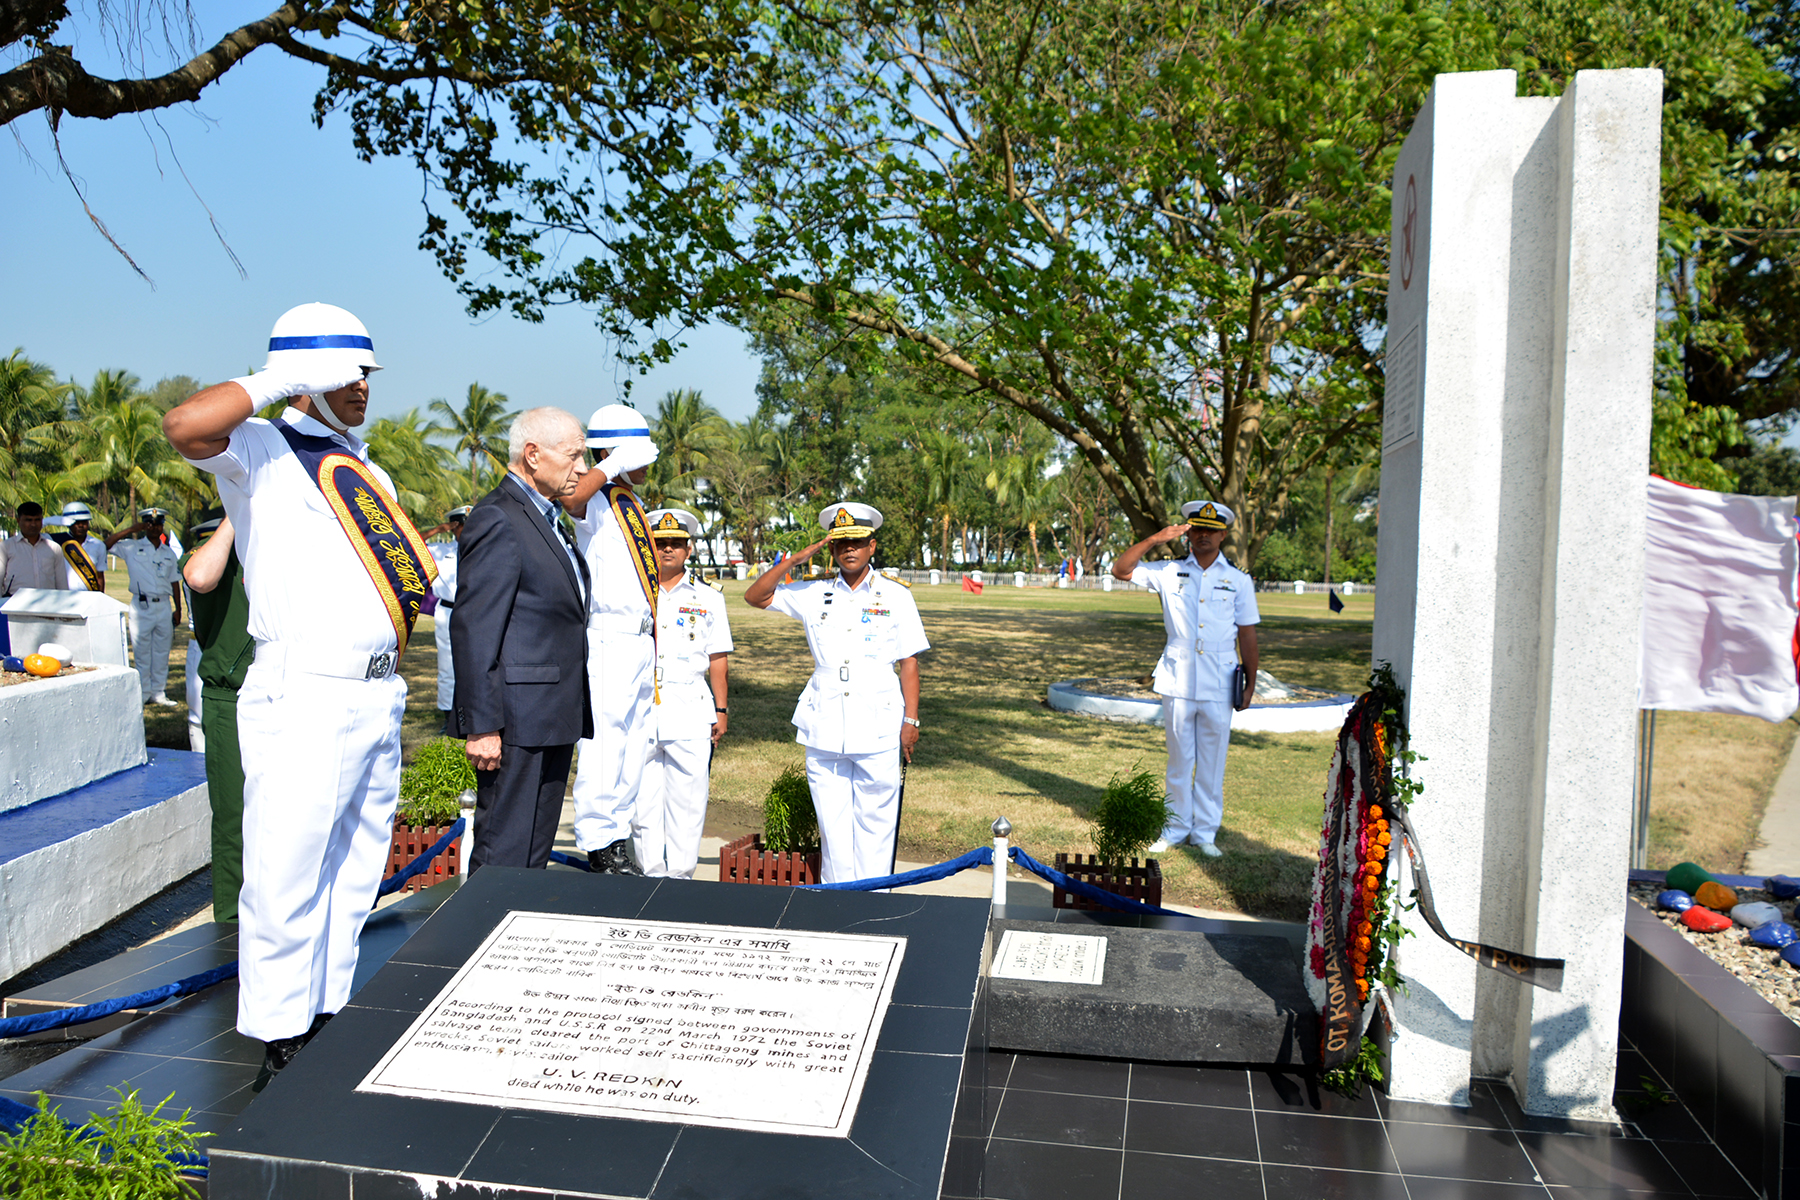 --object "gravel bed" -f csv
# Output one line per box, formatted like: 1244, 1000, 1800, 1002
1627, 881, 1800, 1023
